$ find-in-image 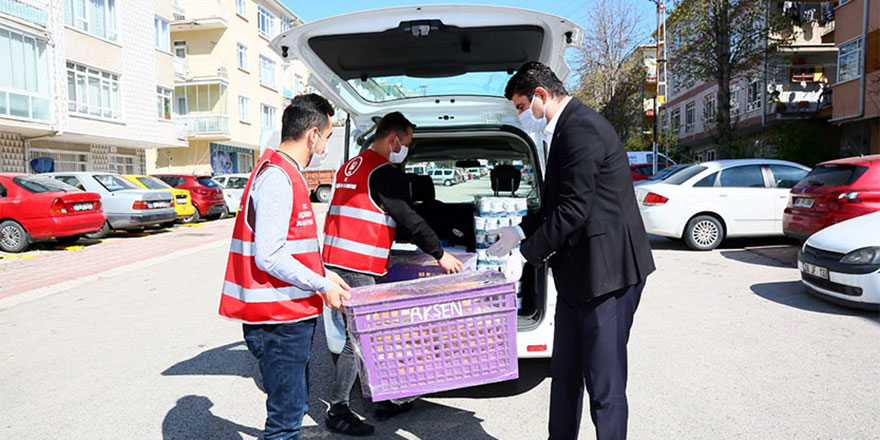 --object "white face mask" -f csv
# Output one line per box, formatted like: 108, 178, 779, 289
388, 138, 409, 164
306, 132, 328, 169
518, 95, 548, 133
